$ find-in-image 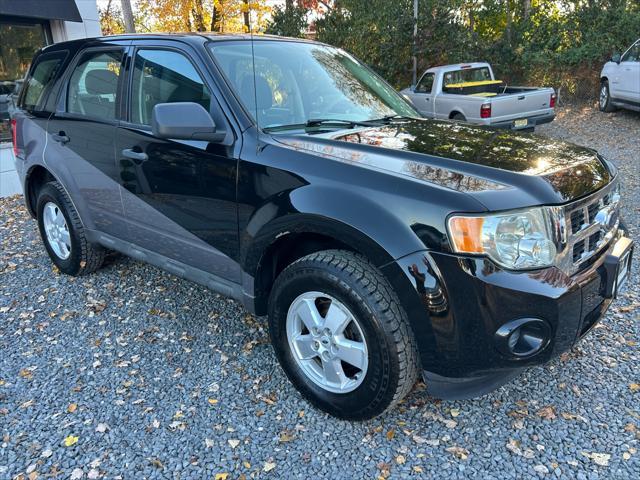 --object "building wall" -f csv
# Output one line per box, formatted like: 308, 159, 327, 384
50, 0, 102, 43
